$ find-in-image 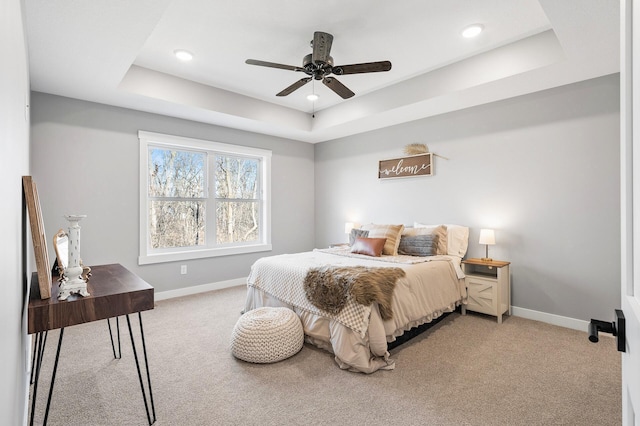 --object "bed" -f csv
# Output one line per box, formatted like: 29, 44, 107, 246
243, 223, 469, 373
